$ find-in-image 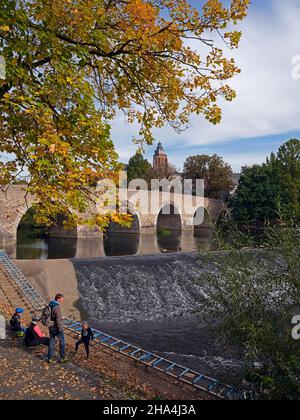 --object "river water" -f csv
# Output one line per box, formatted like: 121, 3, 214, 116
6, 229, 216, 260
90, 318, 243, 382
